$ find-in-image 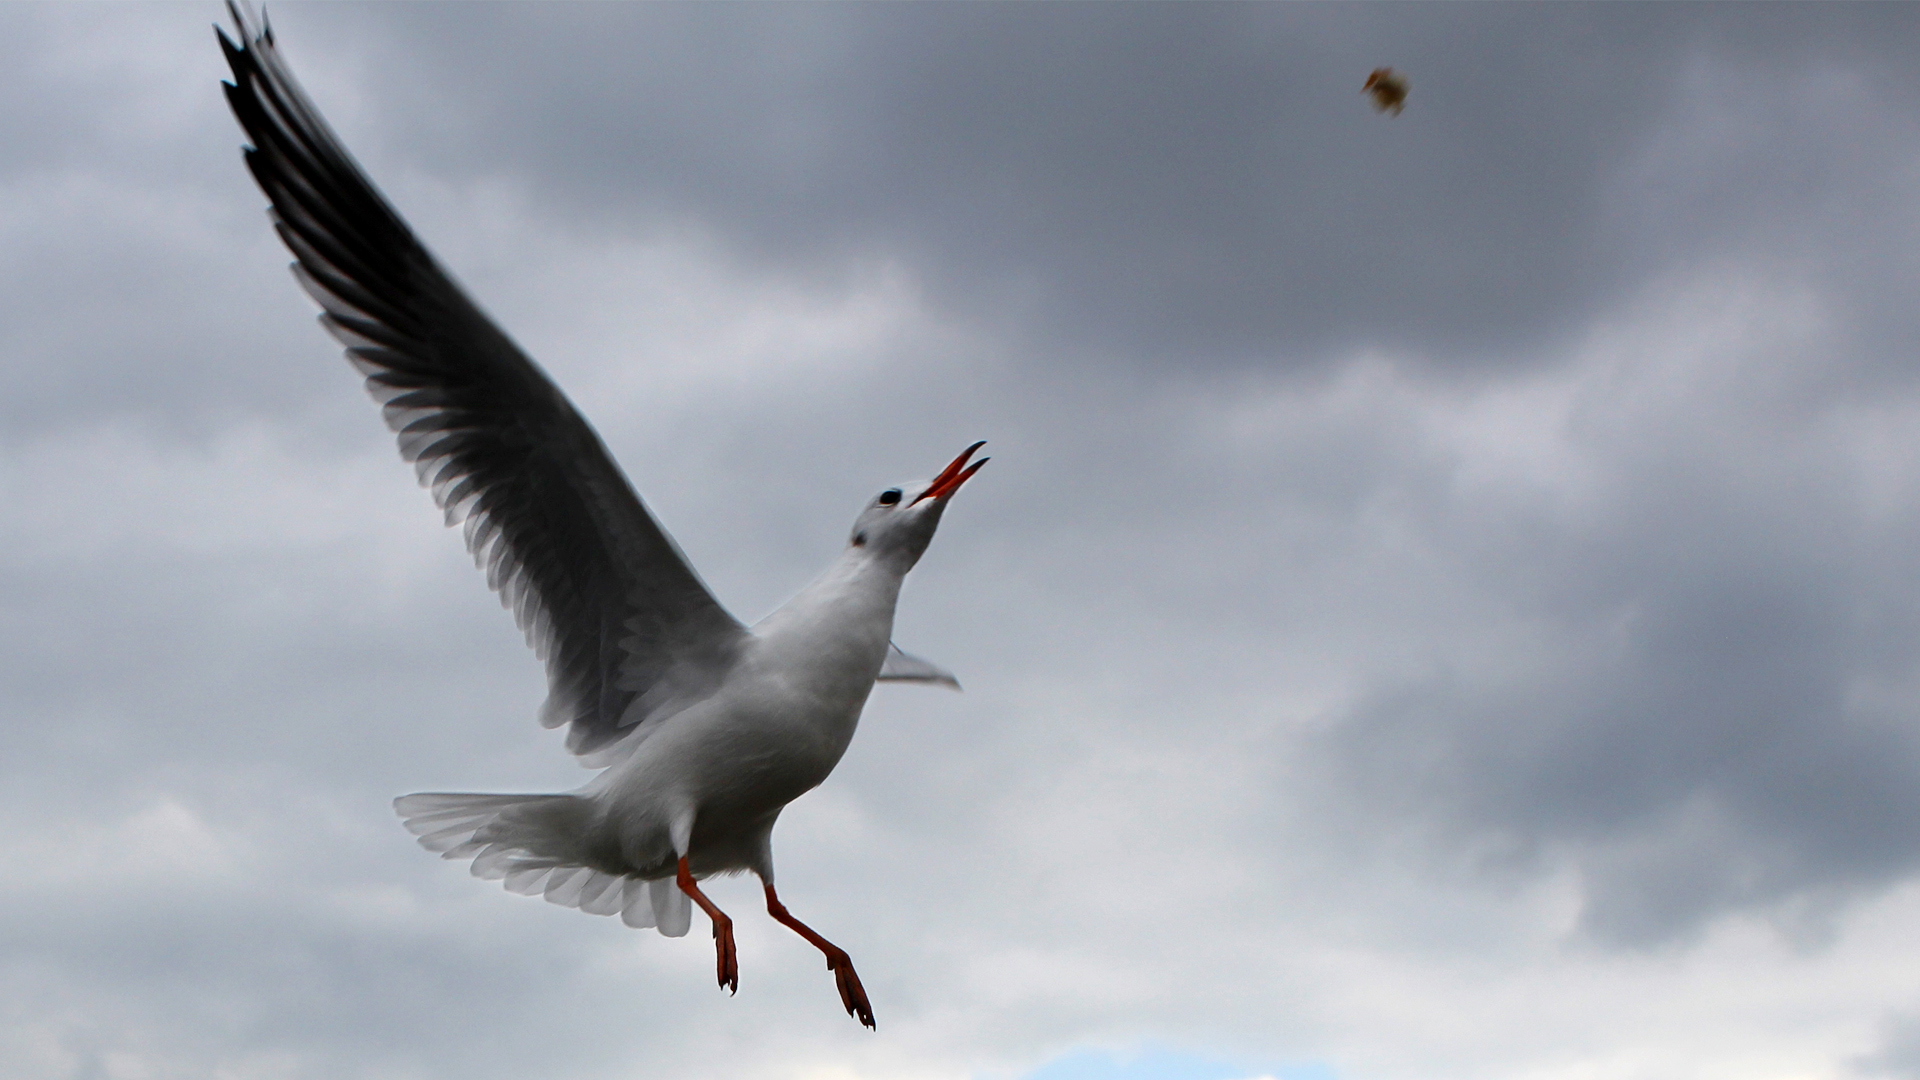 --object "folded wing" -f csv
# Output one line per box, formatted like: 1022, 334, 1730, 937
876, 643, 961, 690
218, 3, 746, 761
